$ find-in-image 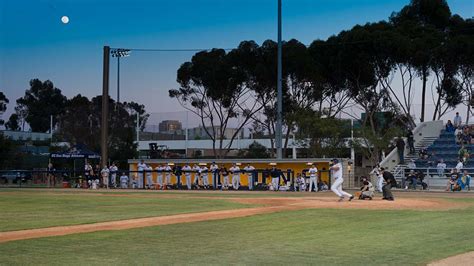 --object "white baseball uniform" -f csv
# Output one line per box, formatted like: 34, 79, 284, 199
120, 174, 129, 189
295, 176, 305, 192
146, 166, 154, 188
200, 166, 209, 187
330, 162, 352, 198
156, 166, 164, 188
210, 164, 219, 187
271, 172, 279, 191
192, 165, 201, 185
109, 165, 118, 188
244, 165, 255, 190
377, 172, 384, 193
90, 179, 99, 189
100, 168, 110, 188
230, 166, 240, 190
221, 169, 230, 189
137, 162, 147, 189
308, 166, 318, 192
182, 166, 192, 190
164, 165, 172, 185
